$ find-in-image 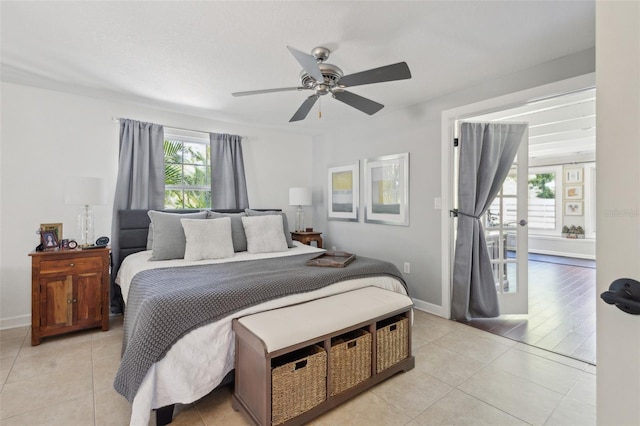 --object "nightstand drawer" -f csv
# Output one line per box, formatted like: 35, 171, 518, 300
40, 256, 103, 275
